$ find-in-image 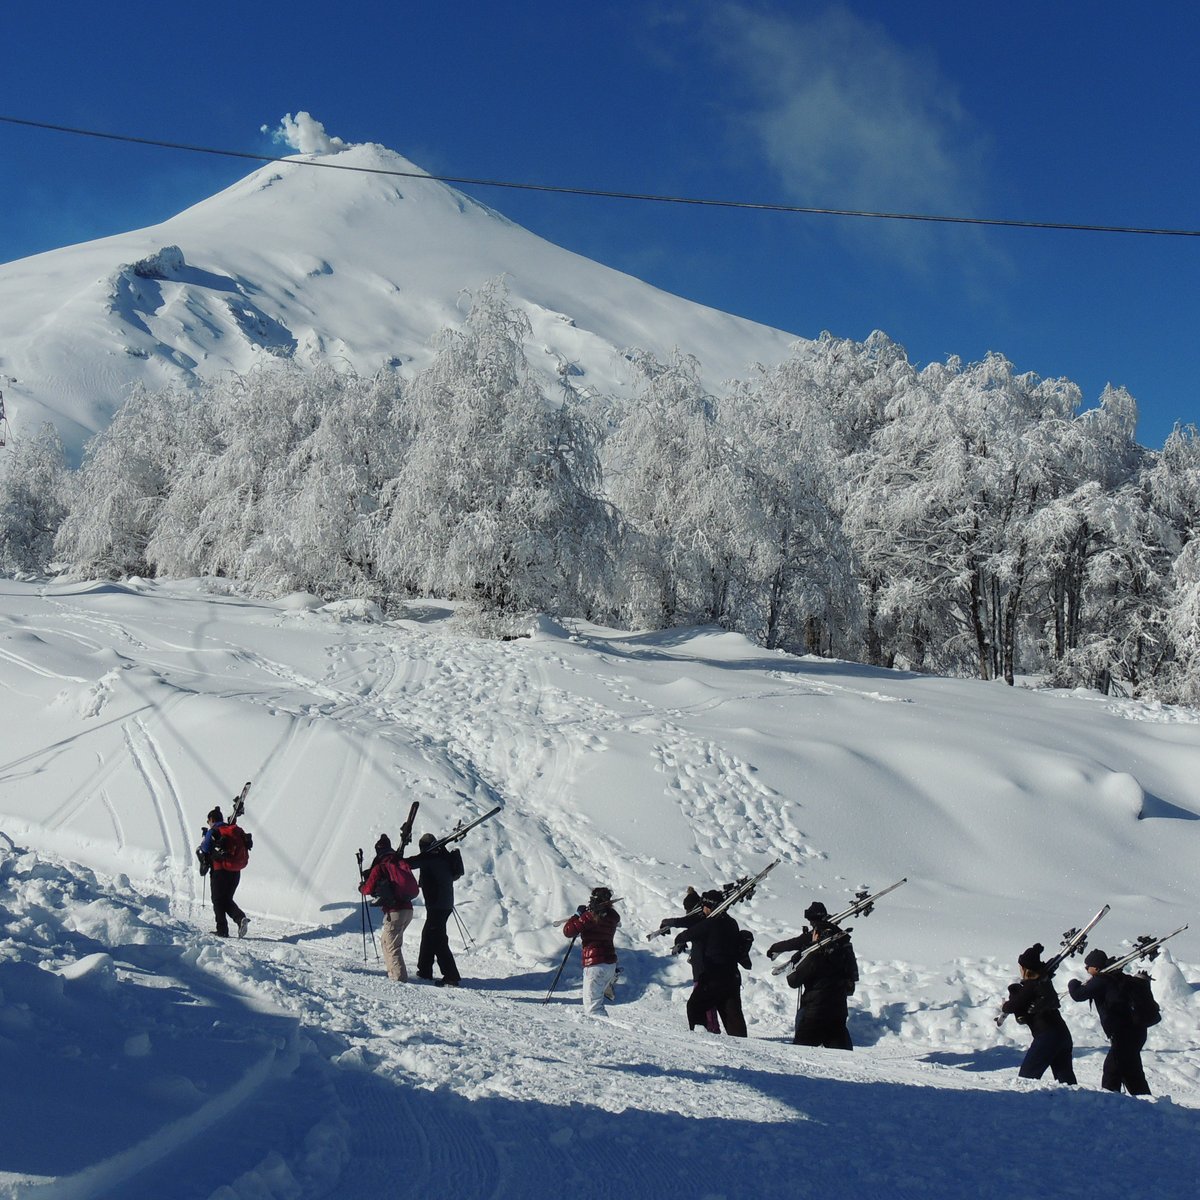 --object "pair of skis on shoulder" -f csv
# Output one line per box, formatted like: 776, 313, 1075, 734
358, 798, 502, 878
645, 858, 783, 943
995, 903, 1187, 1025
768, 878, 908, 974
